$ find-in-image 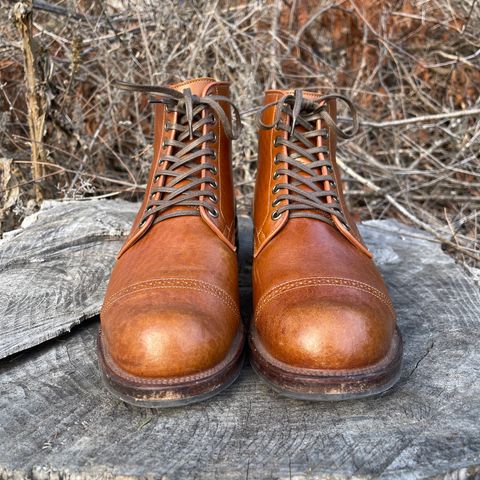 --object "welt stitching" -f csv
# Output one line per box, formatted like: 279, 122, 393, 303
255, 277, 395, 318
103, 280, 238, 316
